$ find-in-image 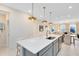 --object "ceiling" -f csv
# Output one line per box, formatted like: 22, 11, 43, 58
1, 3, 79, 23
